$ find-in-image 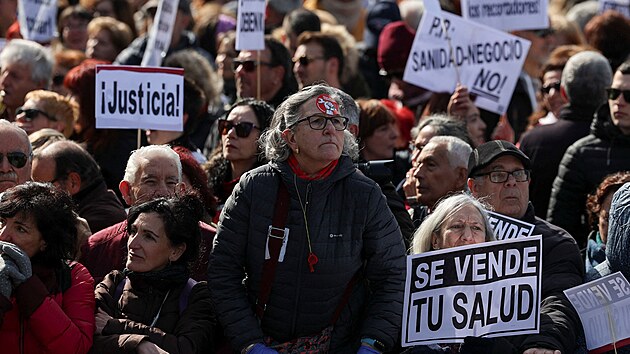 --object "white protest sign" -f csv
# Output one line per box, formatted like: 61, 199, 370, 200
403, 11, 531, 115
402, 236, 542, 346
488, 211, 535, 240
95, 65, 184, 131
18, 0, 57, 43
141, 0, 180, 67
461, 0, 549, 31
599, 0, 630, 18
236, 0, 265, 50
565, 272, 630, 352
